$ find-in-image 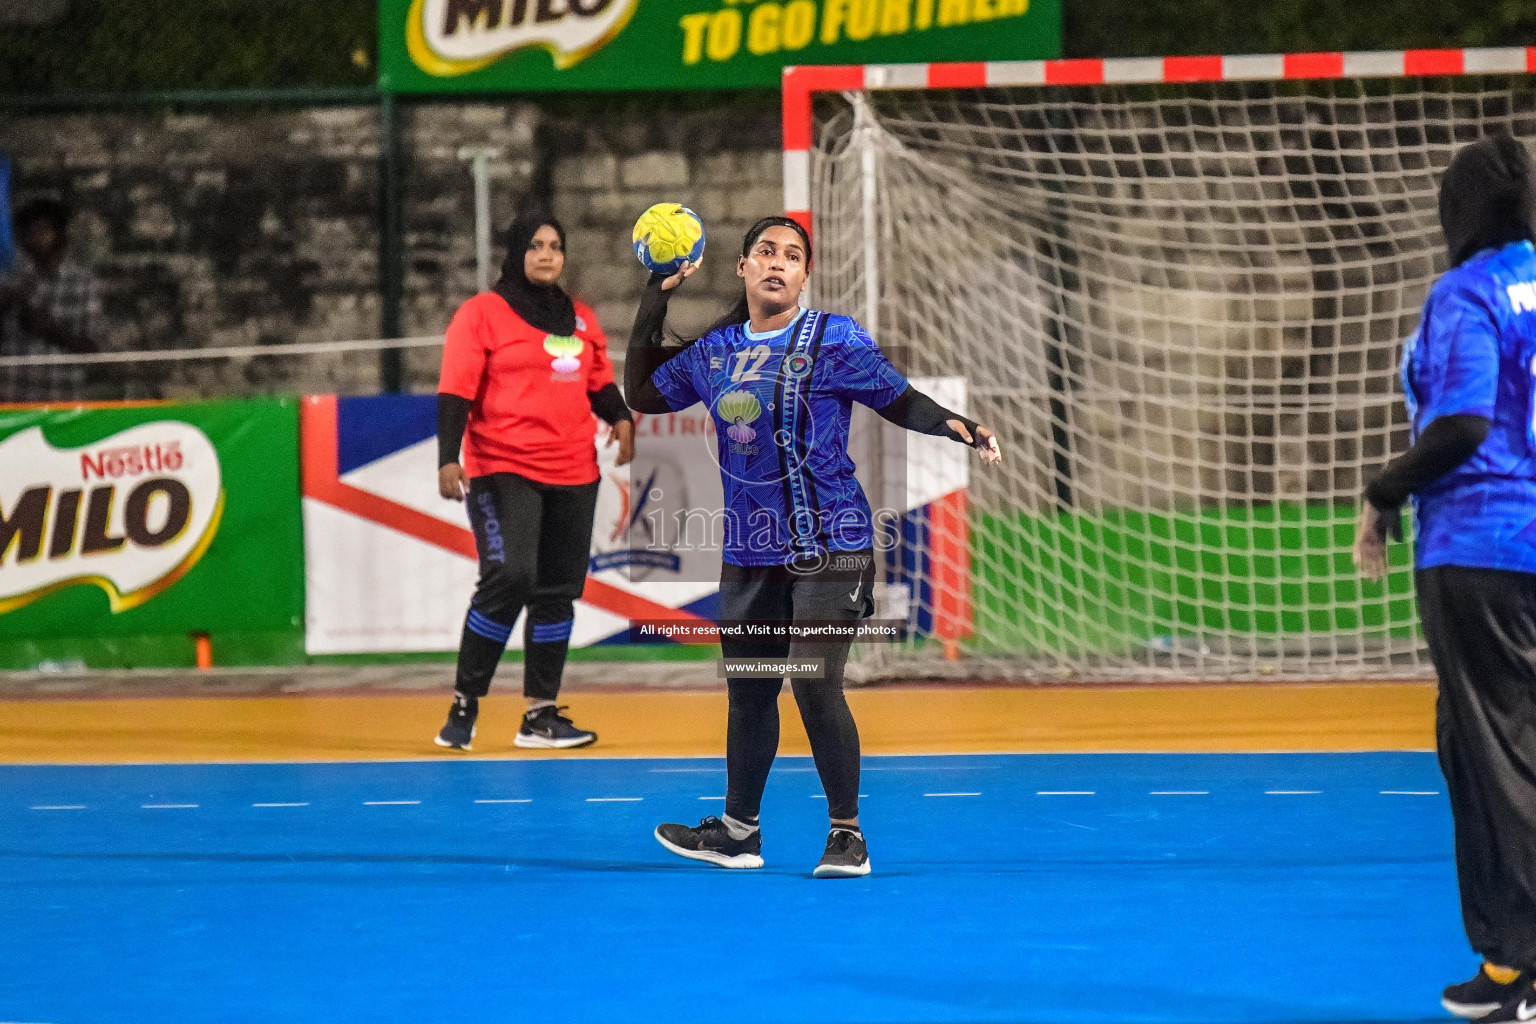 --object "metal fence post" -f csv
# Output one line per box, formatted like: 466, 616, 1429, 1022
378, 90, 405, 393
